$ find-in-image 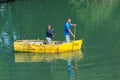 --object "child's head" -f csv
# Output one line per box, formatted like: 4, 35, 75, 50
47, 25, 51, 30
